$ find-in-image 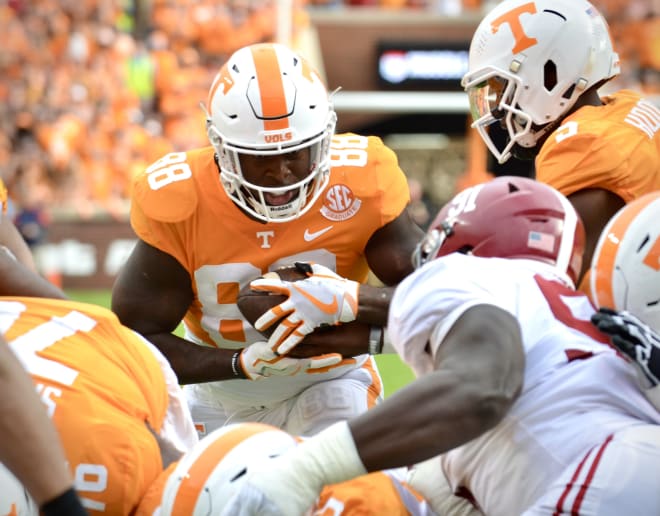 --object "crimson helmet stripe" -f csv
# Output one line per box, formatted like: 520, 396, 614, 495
169, 424, 272, 513
251, 45, 290, 132
590, 193, 660, 310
